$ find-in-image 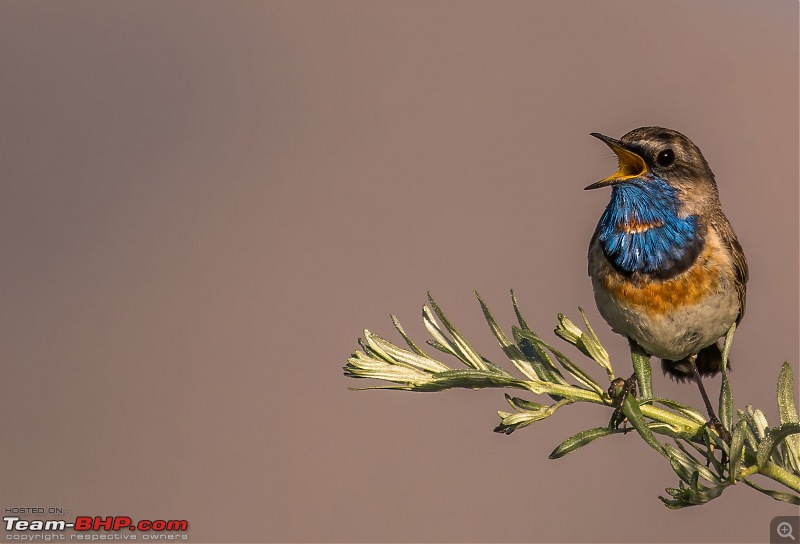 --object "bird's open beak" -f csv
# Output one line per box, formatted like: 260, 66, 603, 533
584, 133, 648, 190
